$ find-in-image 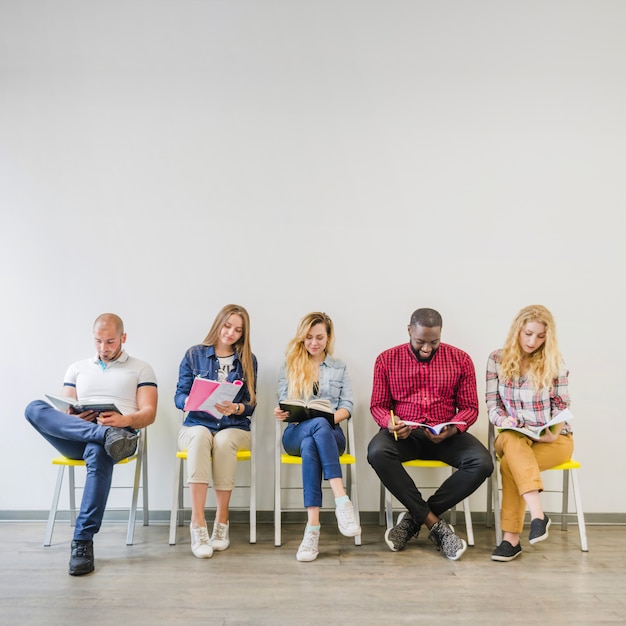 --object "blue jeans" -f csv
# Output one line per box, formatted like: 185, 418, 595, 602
282, 418, 346, 508
367, 428, 493, 525
25, 400, 115, 541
